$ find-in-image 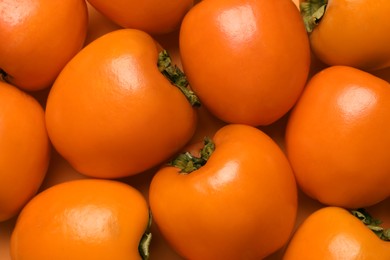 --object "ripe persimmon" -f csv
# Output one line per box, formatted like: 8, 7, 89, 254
300, 0, 390, 71
285, 65, 390, 208
179, 0, 310, 126
87, 0, 194, 35
0, 81, 50, 222
0, 0, 88, 91
10, 179, 151, 260
45, 29, 198, 179
149, 124, 298, 259
283, 207, 390, 259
